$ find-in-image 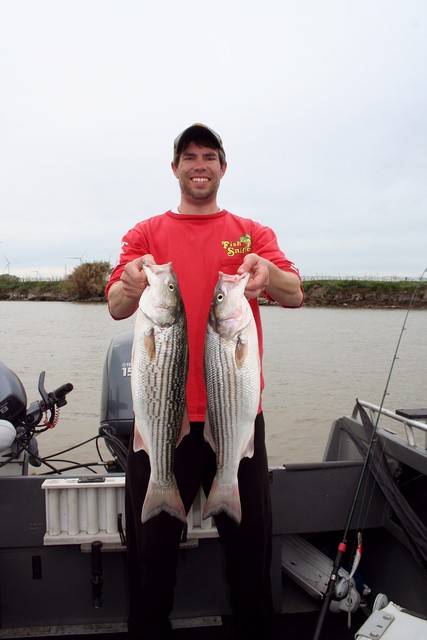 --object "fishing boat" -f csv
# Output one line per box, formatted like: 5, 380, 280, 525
1, 328, 427, 640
